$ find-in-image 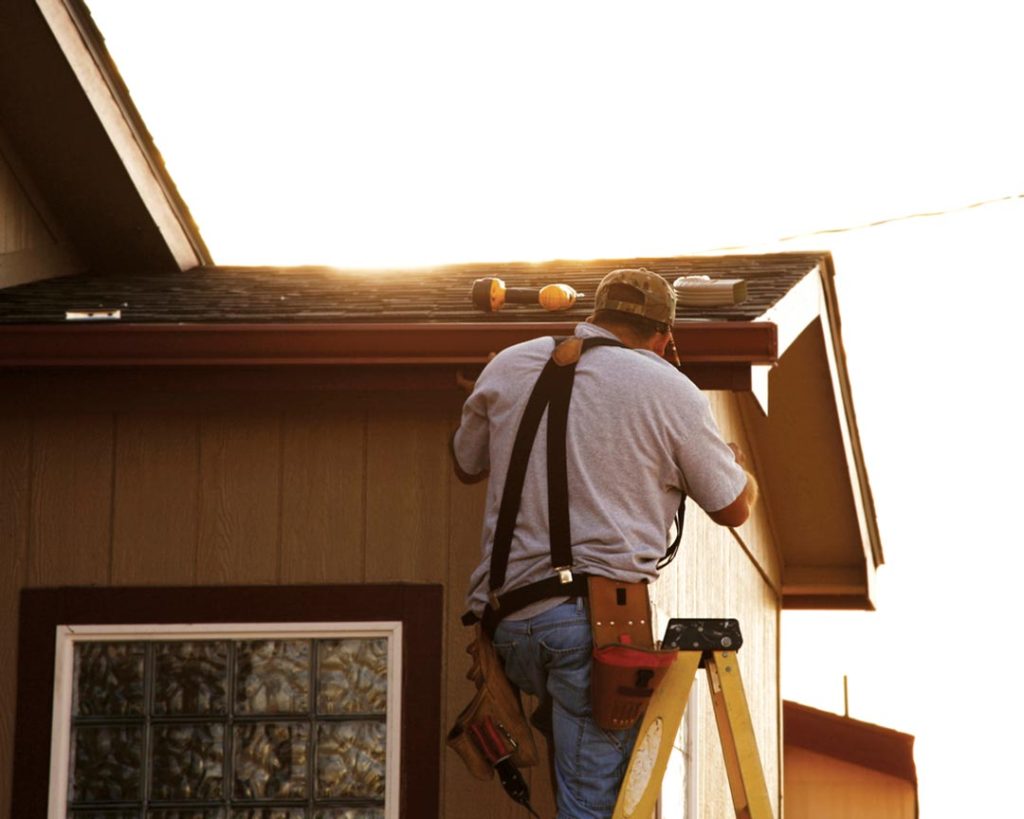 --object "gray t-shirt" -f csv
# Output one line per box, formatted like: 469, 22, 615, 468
454, 322, 747, 617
